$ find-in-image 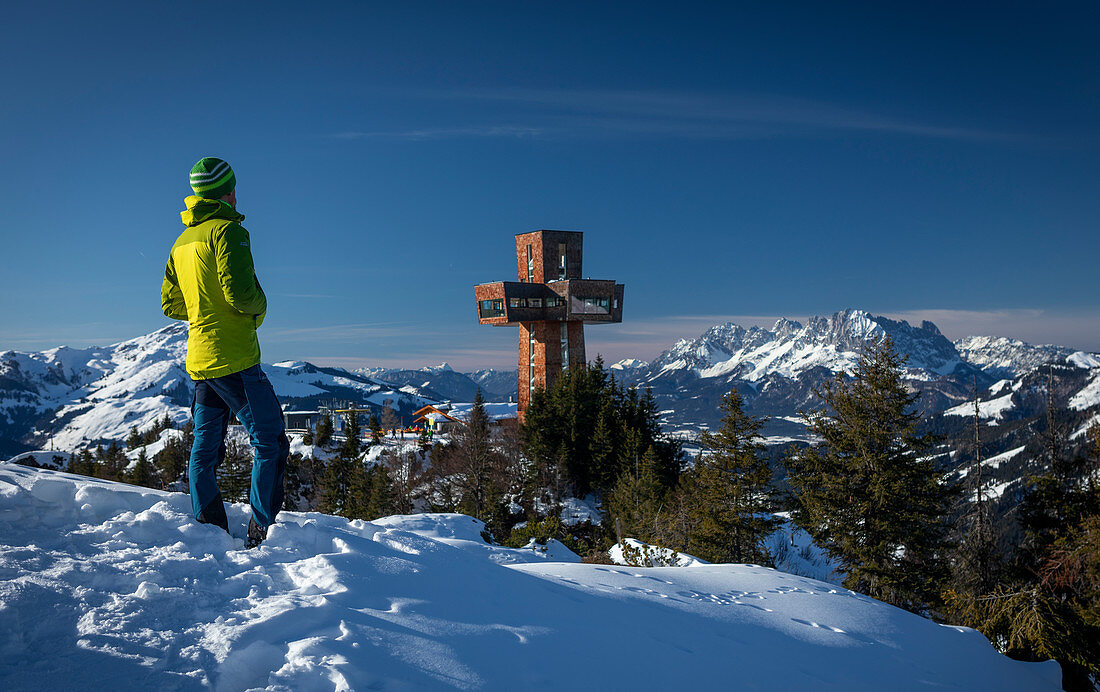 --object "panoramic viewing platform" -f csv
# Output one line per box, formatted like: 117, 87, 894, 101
474, 230, 625, 415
